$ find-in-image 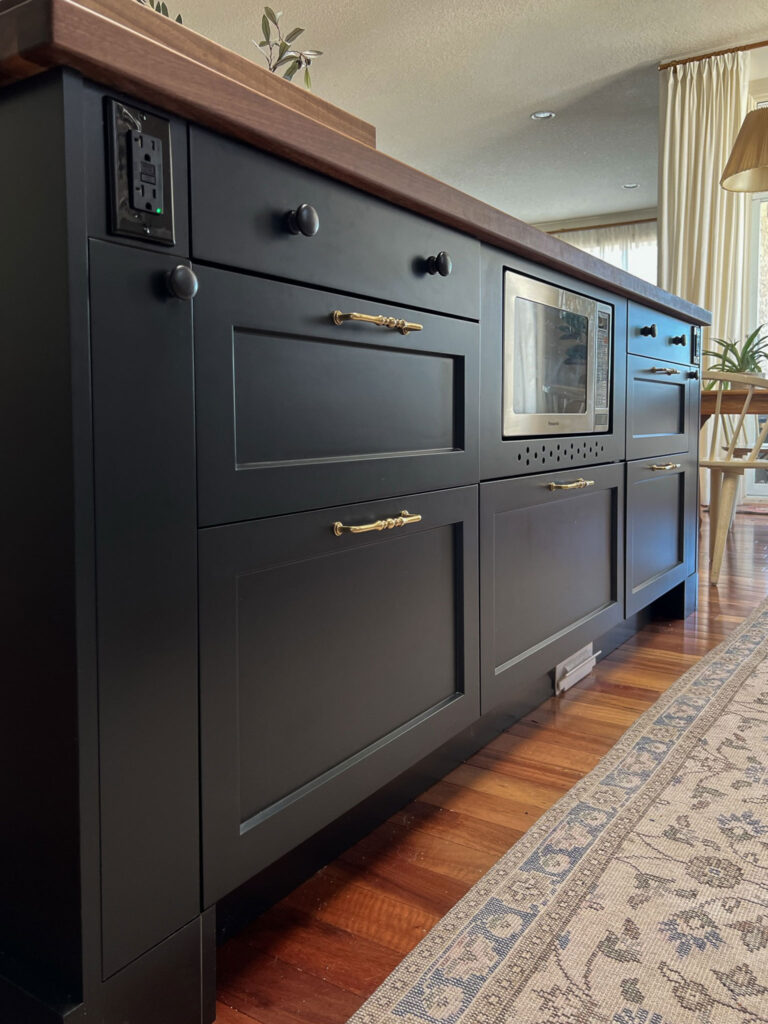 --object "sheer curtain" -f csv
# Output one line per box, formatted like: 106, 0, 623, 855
553, 221, 658, 284
659, 51, 750, 342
